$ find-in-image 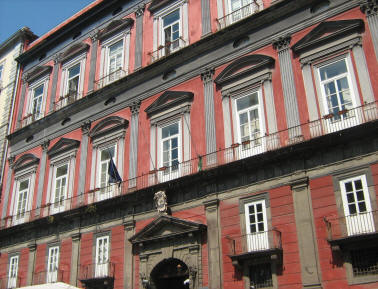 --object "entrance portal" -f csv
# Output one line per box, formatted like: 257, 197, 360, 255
150, 258, 190, 289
